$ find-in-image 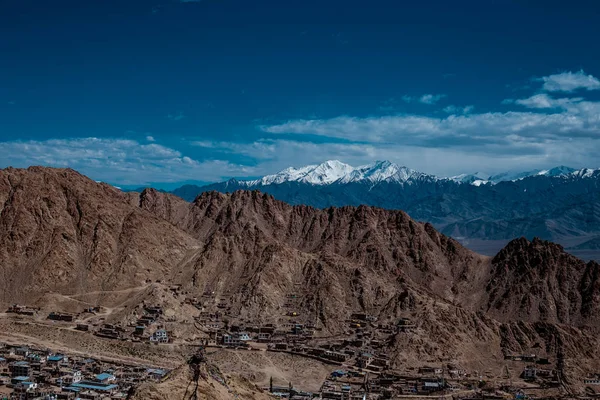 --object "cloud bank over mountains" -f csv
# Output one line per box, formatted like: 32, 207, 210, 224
1, 70, 599, 185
